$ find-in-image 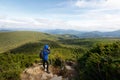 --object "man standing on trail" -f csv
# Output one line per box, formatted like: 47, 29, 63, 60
42, 44, 50, 73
